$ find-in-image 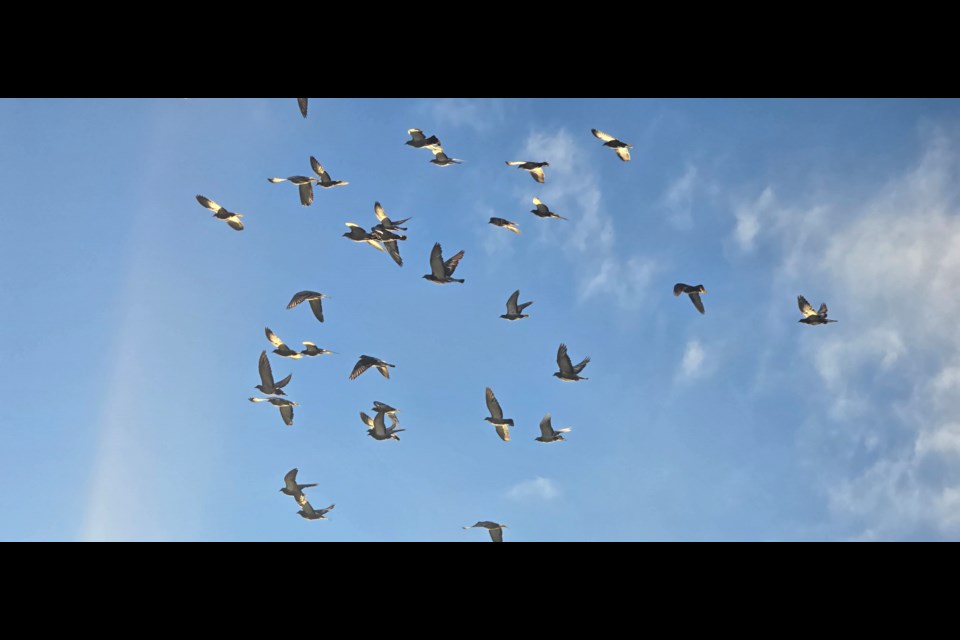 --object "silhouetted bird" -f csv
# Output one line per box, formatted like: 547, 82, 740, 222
267, 174, 316, 206
430, 148, 462, 166
489, 217, 521, 234
297, 98, 308, 119
554, 343, 590, 382
536, 413, 572, 443
249, 397, 298, 426
501, 289, 532, 321
360, 411, 405, 441
673, 283, 707, 315
343, 223, 386, 252
195, 195, 244, 231
530, 197, 567, 220
310, 157, 349, 188
484, 387, 514, 442
350, 355, 395, 380
256, 350, 292, 396
280, 468, 317, 505
591, 129, 632, 161
506, 161, 549, 183
297, 501, 335, 520
463, 521, 508, 543
372, 201, 412, 232
422, 242, 465, 284
798, 295, 837, 325
406, 128, 441, 150
265, 327, 303, 359
287, 291, 329, 323
300, 342, 336, 357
